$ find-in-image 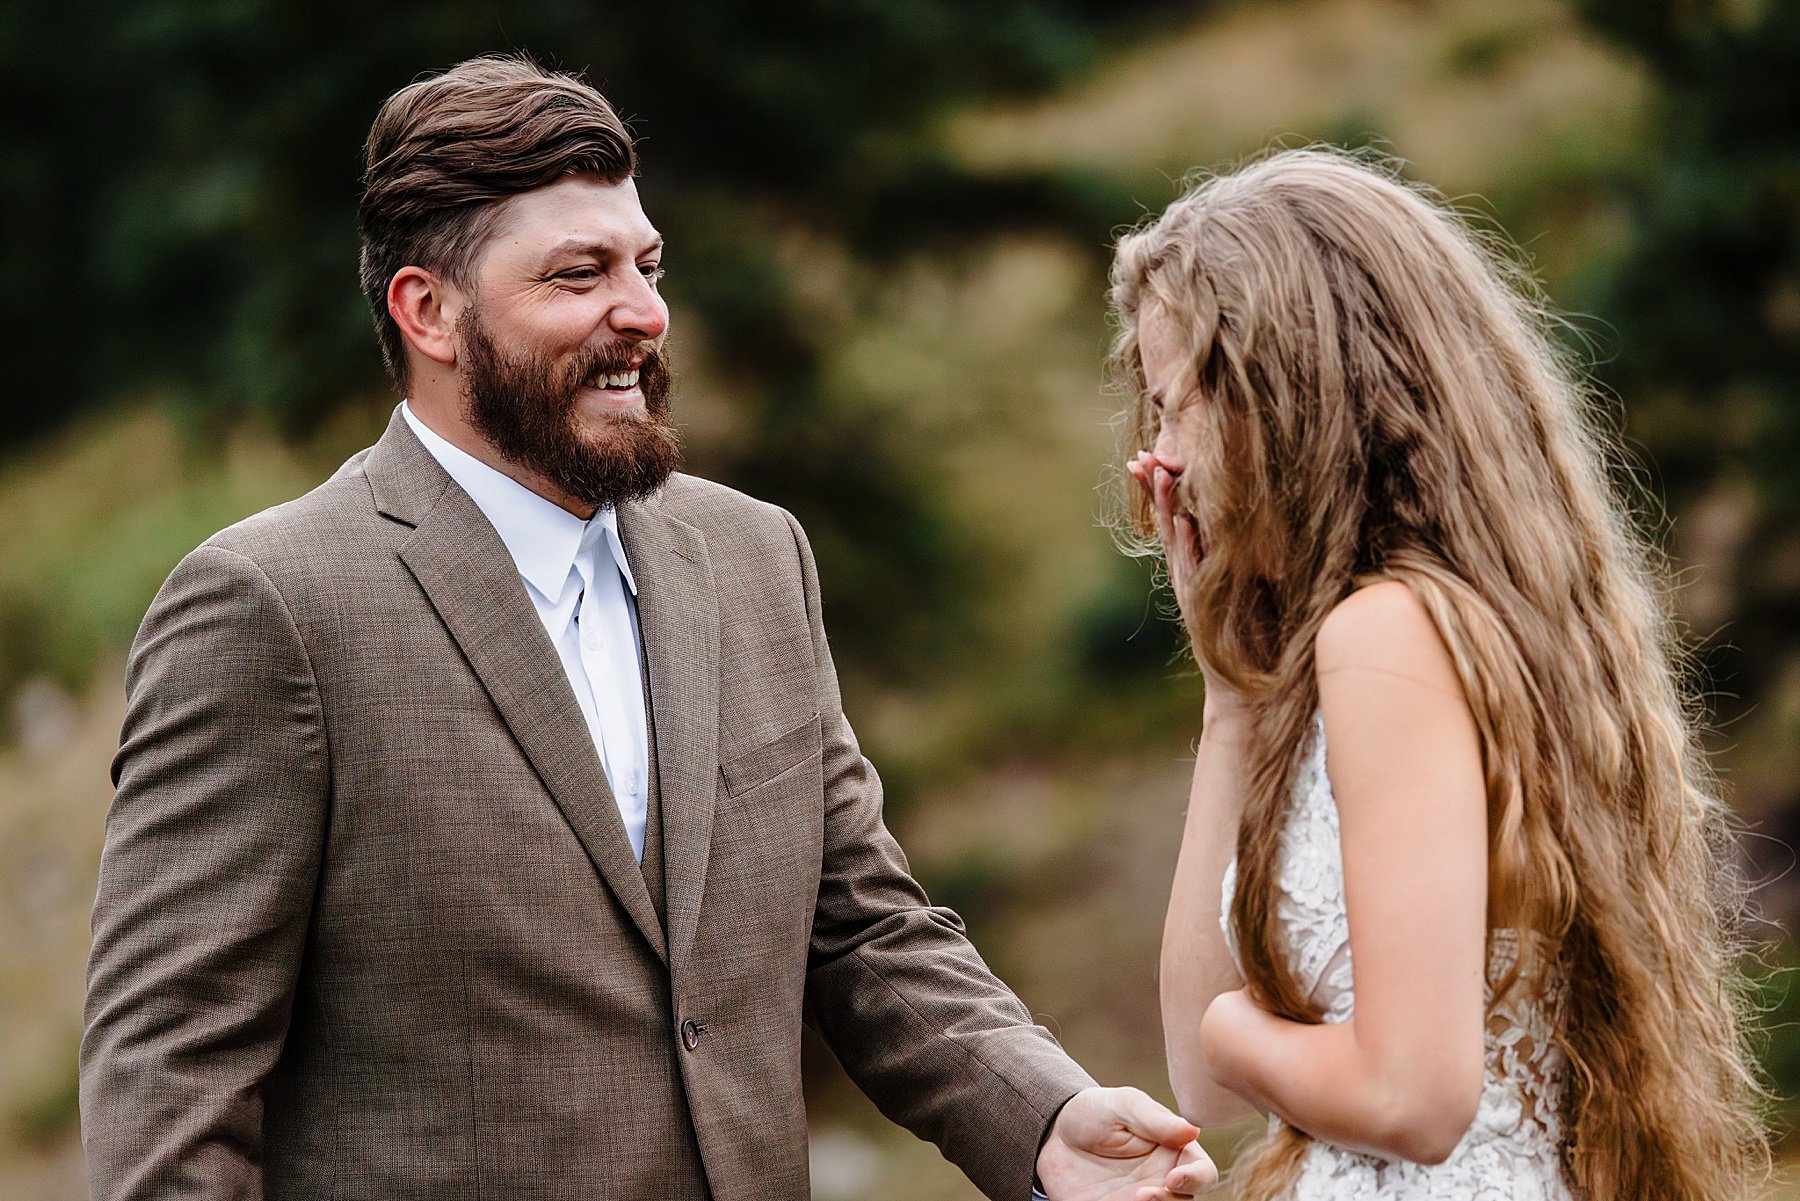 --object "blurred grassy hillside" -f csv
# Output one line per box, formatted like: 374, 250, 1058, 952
4, 0, 1797, 1197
